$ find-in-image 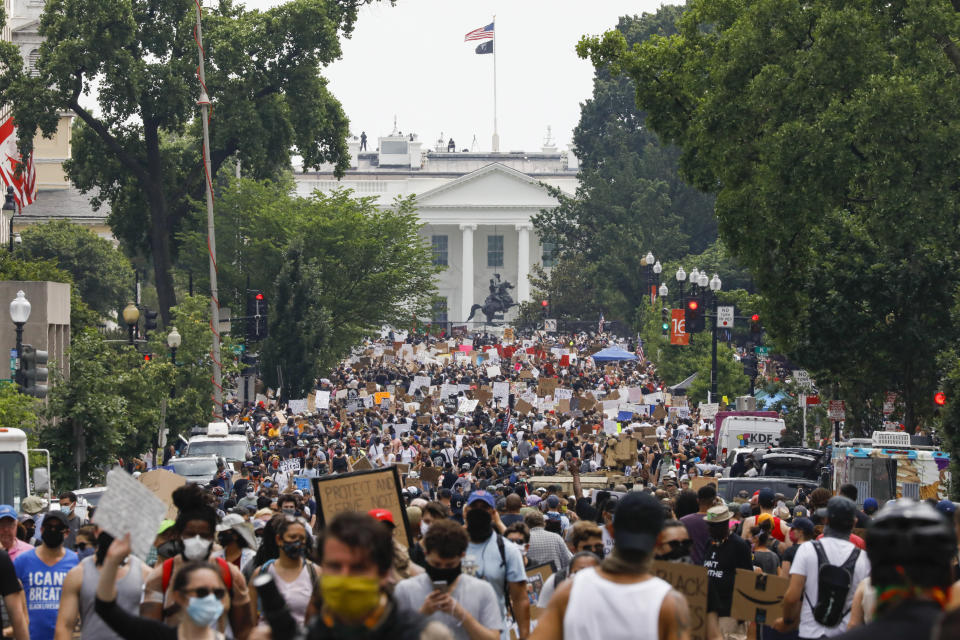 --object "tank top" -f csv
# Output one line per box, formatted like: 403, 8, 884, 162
563, 567, 671, 640
79, 555, 144, 640
265, 561, 314, 626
